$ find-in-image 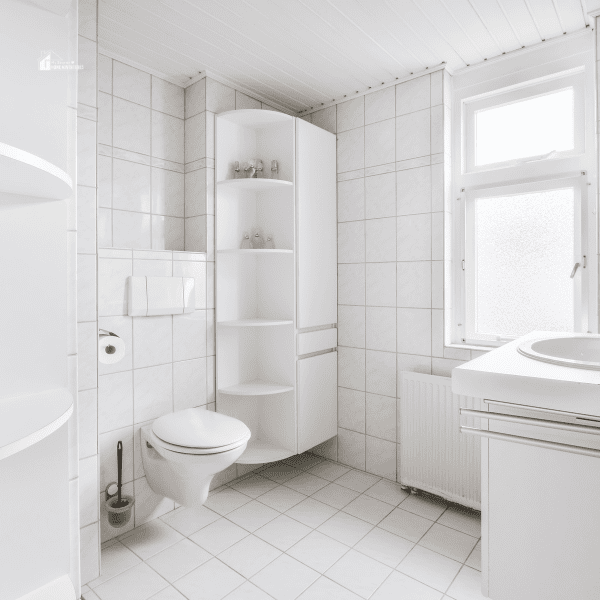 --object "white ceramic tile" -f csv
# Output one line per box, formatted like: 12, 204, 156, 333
337, 97, 364, 132
133, 315, 172, 368
80, 522, 100, 586
288, 530, 349, 574
78, 186, 97, 255
437, 507, 481, 538
337, 178, 365, 222
78, 322, 98, 391
79, 455, 98, 528
235, 91, 261, 110
79, 388, 98, 459
189, 518, 249, 555
133, 363, 173, 423
365, 87, 396, 125
229, 474, 278, 499
132, 257, 171, 277
253, 514, 312, 551
397, 308, 431, 356
78, 37, 97, 108
173, 357, 207, 410
218, 535, 281, 578
152, 216, 185, 251
396, 353, 432, 377
306, 461, 350, 482
396, 109, 430, 161
338, 387, 366, 432
397, 166, 431, 215
112, 158, 151, 213
400, 494, 448, 521
338, 220, 365, 264
99, 425, 133, 490
363, 479, 407, 507
311, 106, 336, 134
366, 217, 396, 262
149, 587, 188, 600
88, 542, 141, 589
98, 371, 133, 434
366, 263, 396, 307
152, 168, 184, 217
79, 0, 96, 41
256, 487, 307, 513
204, 487, 253, 515
365, 172, 396, 220
326, 549, 392, 599
365, 118, 395, 168
342, 494, 394, 526
397, 213, 431, 261
419, 523, 478, 563
317, 511, 373, 546
379, 508, 434, 543
397, 261, 432, 308
98, 208, 112, 247
113, 211, 152, 250
185, 79, 205, 119
184, 168, 207, 217
113, 96, 151, 155
160, 505, 220, 536
283, 453, 324, 471
397, 546, 461, 593
445, 566, 486, 600
371, 572, 443, 600
465, 541, 481, 571
77, 254, 96, 323
152, 111, 184, 163
251, 554, 319, 600
283, 472, 329, 495
134, 476, 175, 524
337, 128, 365, 173
310, 482, 360, 510
365, 394, 396, 442
146, 538, 211, 582
206, 79, 236, 113
113, 61, 151, 107
98, 315, 133, 374
223, 581, 272, 600
185, 112, 206, 164
366, 350, 396, 397
432, 358, 466, 377
259, 463, 302, 483
365, 435, 397, 480
226, 500, 279, 533
152, 77, 184, 119
298, 577, 361, 600
173, 310, 206, 360
366, 307, 396, 352
396, 75, 431, 116
78, 117, 97, 187
431, 162, 444, 212
94, 562, 167, 600
338, 264, 365, 306
174, 558, 245, 600
430, 71, 443, 106
338, 305, 365, 350
338, 347, 365, 392
431, 212, 444, 260
172, 259, 206, 307
431, 105, 444, 155
355, 527, 414, 568
284, 497, 338, 529
98, 92, 112, 146
120, 520, 184, 561
98, 54, 112, 94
